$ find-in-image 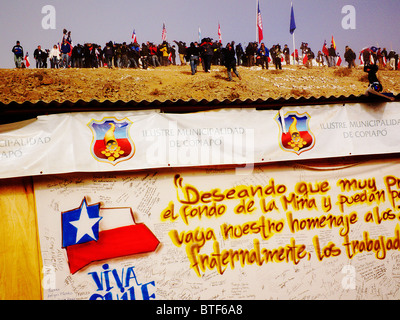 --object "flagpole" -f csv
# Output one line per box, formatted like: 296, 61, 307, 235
256, 0, 258, 42
291, 2, 296, 65
292, 32, 296, 65
198, 26, 201, 43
